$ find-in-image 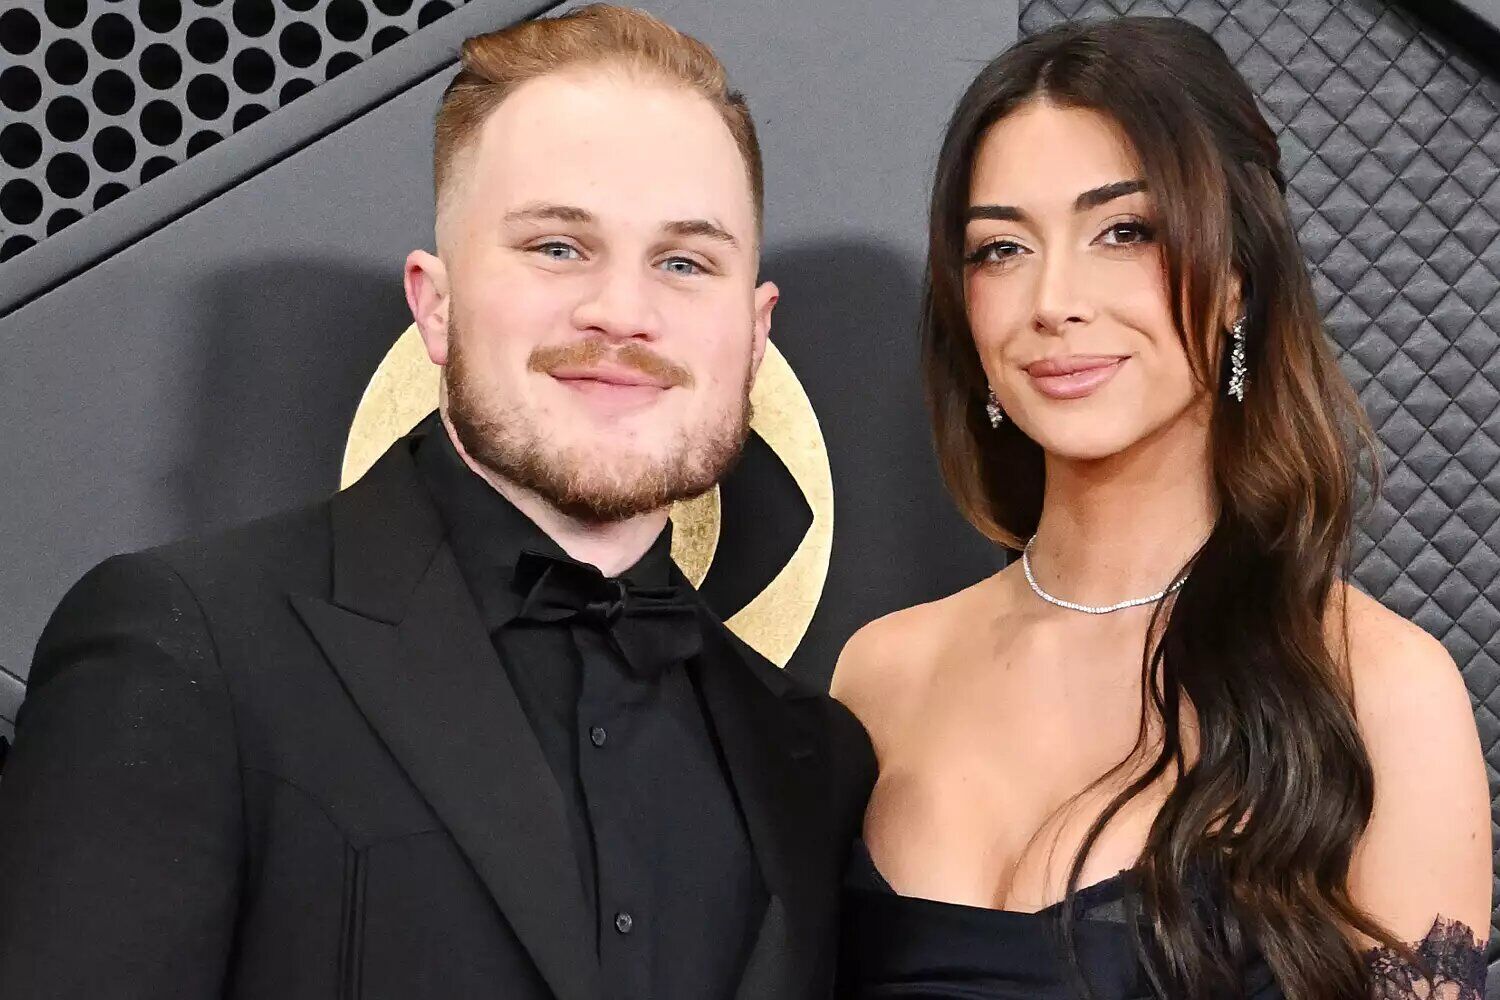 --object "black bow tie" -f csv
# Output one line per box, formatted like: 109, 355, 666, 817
511, 549, 703, 679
